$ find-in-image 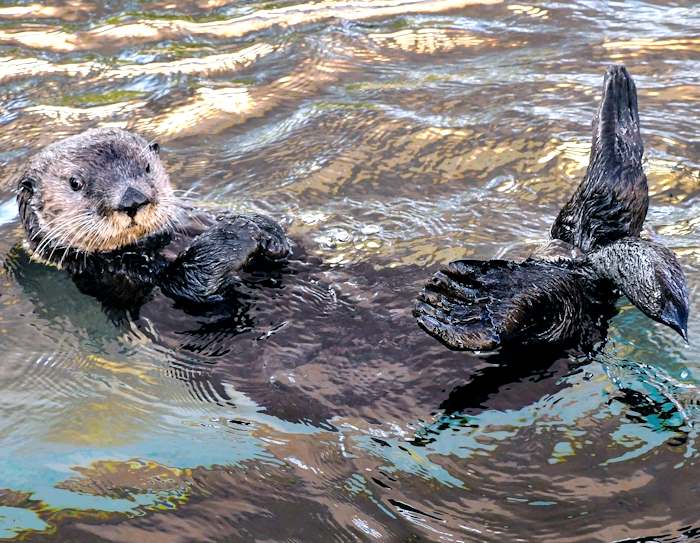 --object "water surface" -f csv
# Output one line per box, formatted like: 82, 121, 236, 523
0, 1, 699, 541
